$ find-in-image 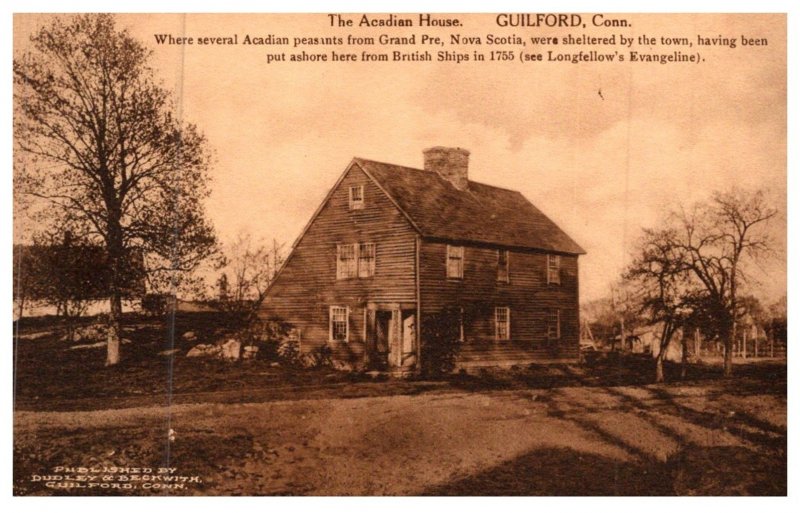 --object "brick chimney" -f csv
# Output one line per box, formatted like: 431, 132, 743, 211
423, 147, 470, 190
